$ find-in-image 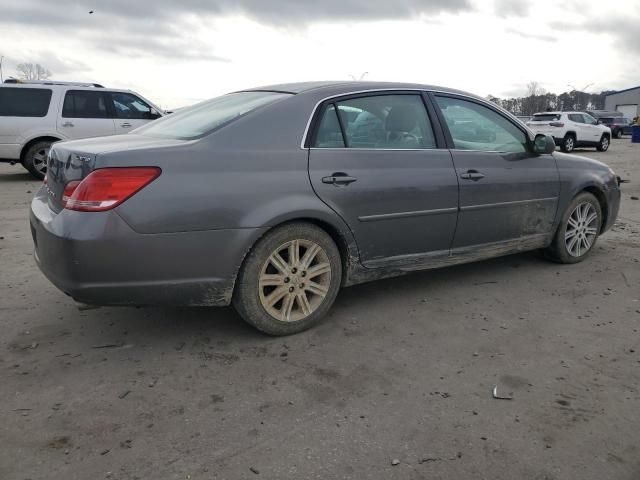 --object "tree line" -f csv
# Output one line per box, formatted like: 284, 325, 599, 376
487, 82, 615, 116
